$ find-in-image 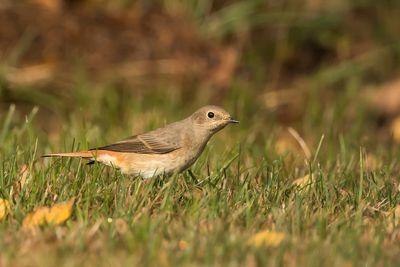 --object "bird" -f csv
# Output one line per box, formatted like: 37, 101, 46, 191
43, 105, 239, 178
